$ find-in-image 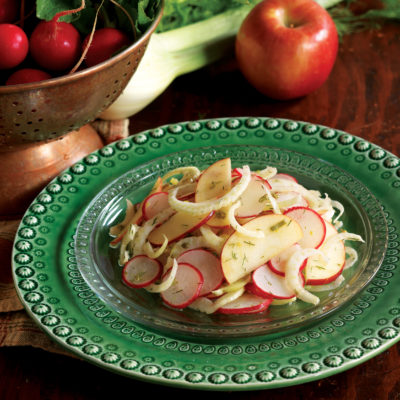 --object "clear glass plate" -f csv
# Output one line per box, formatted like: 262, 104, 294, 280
75, 144, 388, 338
